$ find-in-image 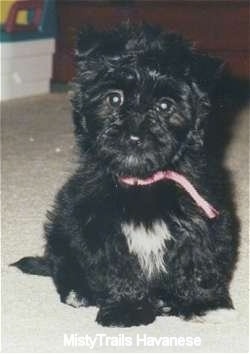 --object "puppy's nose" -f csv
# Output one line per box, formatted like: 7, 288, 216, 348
129, 135, 141, 145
